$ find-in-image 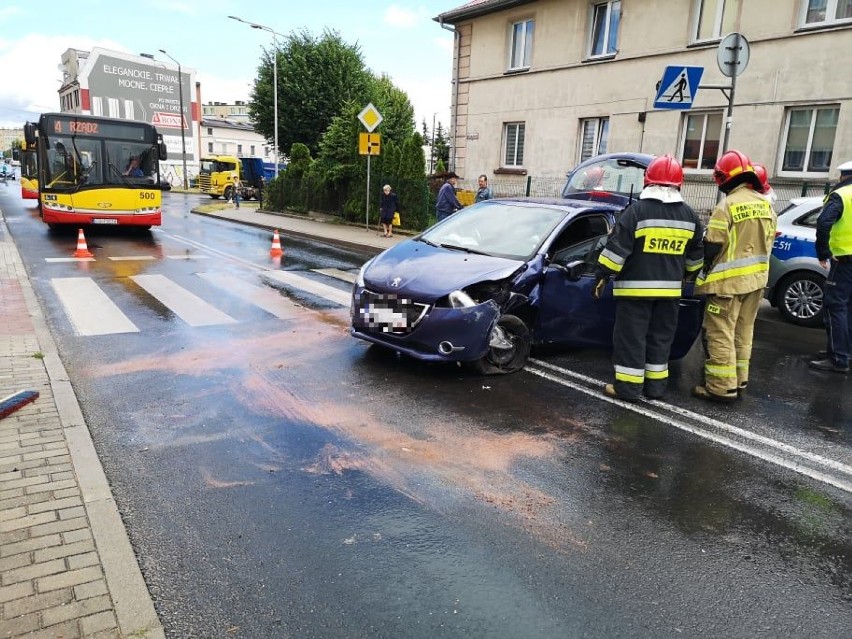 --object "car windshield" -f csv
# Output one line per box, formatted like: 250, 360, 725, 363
562, 158, 646, 198
420, 201, 567, 260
